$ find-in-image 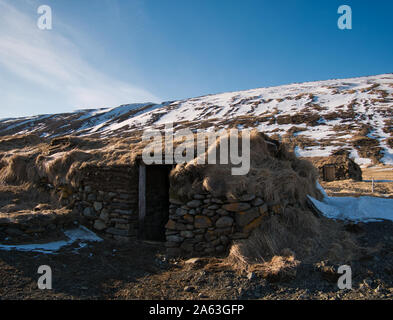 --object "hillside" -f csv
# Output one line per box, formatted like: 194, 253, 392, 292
0, 74, 392, 166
